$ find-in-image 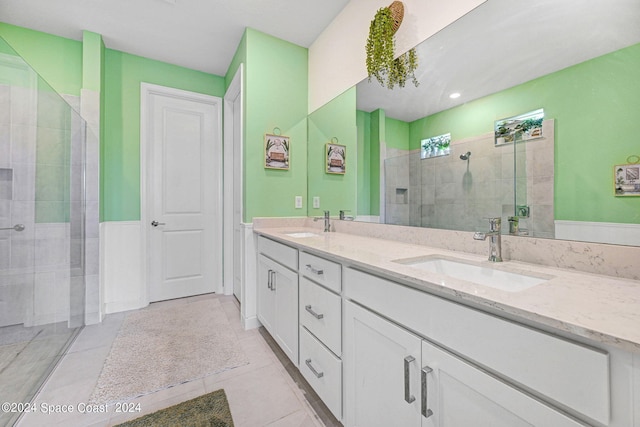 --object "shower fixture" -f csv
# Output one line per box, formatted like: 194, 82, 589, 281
460, 151, 471, 160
